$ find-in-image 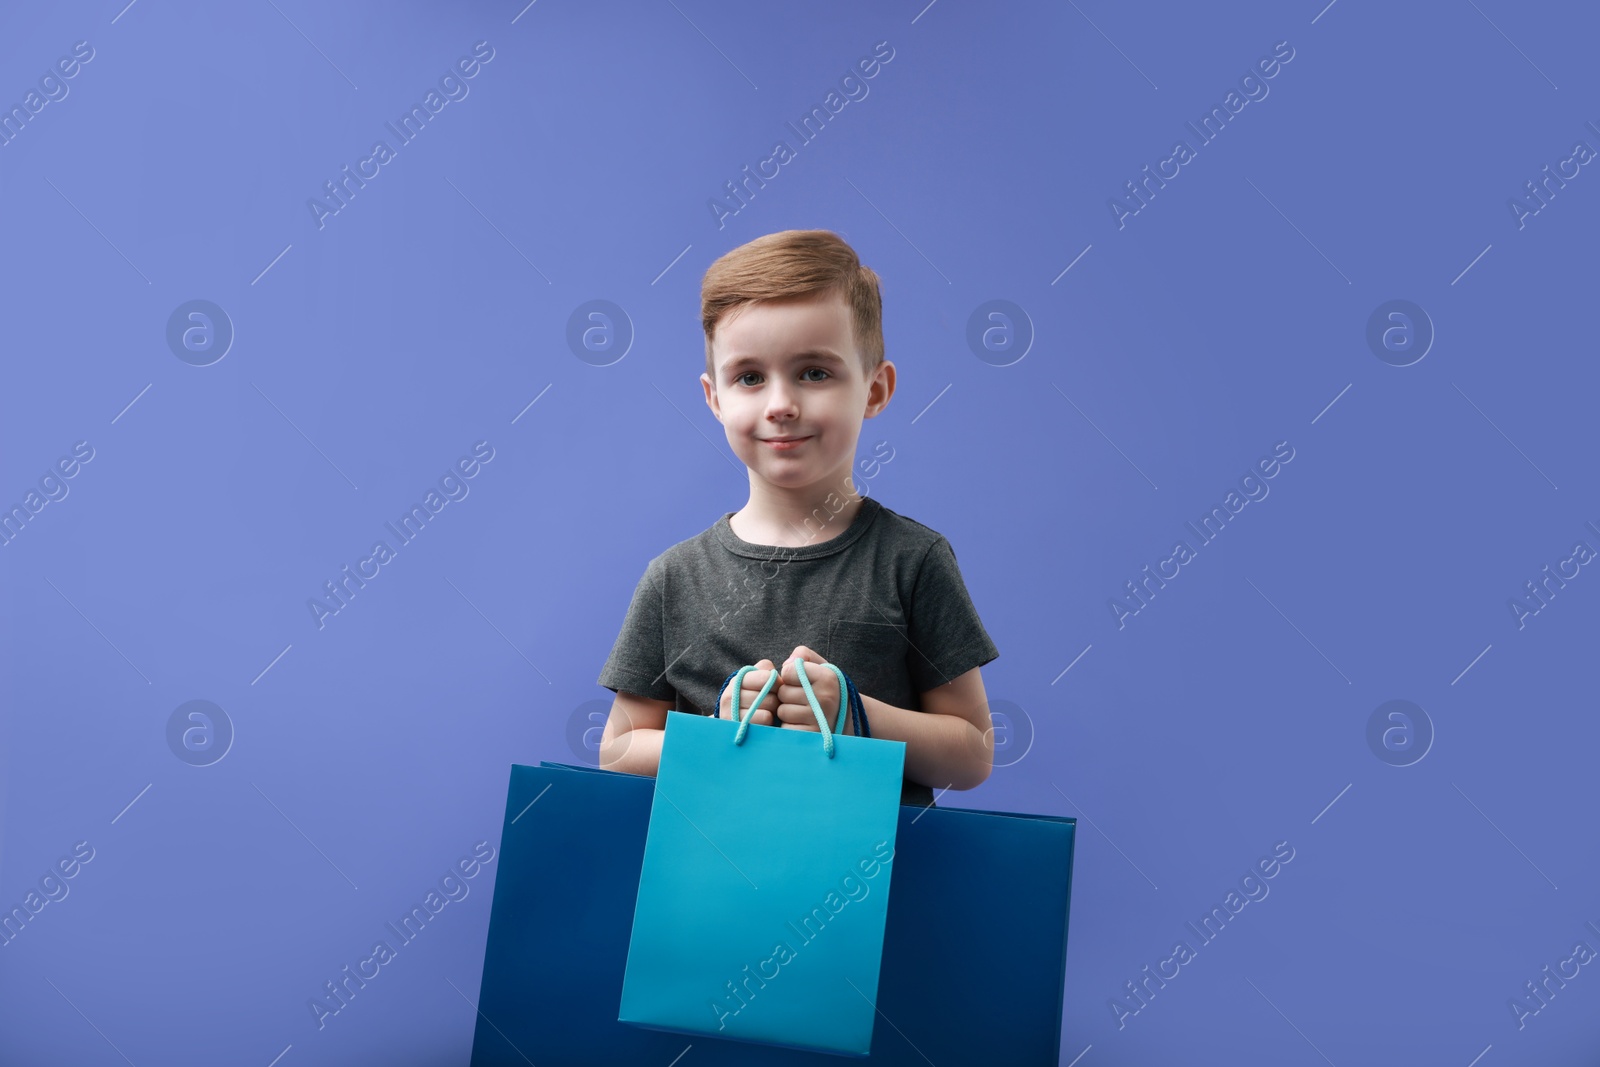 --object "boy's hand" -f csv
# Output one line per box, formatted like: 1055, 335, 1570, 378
774, 646, 852, 735
718, 658, 780, 727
